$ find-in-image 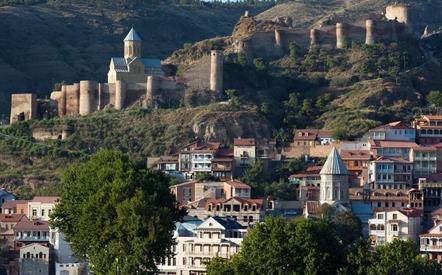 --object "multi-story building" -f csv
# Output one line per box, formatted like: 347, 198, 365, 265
368, 208, 422, 246
341, 150, 371, 186
147, 155, 180, 176
367, 121, 416, 141
409, 146, 438, 179
233, 138, 277, 173
1, 200, 29, 215
289, 166, 321, 202
369, 140, 417, 160
223, 180, 251, 200
413, 115, 442, 145
233, 138, 257, 170
19, 243, 50, 275
283, 129, 334, 158
0, 214, 28, 250
14, 220, 50, 249
197, 197, 265, 226
28, 196, 60, 221
157, 216, 246, 275
420, 220, 442, 262
368, 156, 413, 189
